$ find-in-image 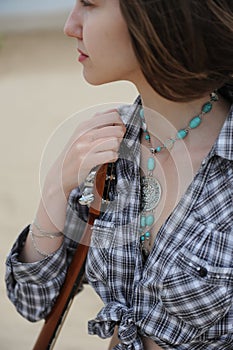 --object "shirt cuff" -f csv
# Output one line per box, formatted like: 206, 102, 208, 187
6, 225, 67, 285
